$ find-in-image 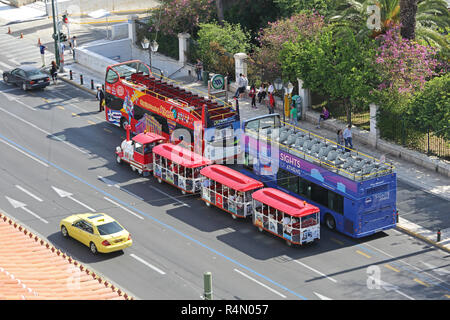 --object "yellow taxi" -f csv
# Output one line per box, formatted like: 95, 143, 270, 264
60, 213, 132, 254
